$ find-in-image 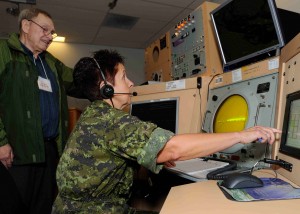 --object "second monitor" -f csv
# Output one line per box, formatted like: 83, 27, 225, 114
130, 97, 179, 134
